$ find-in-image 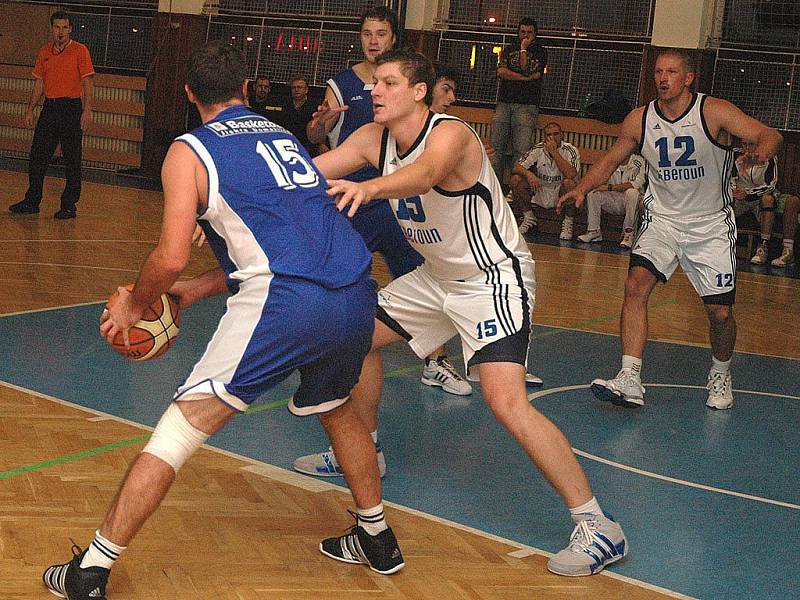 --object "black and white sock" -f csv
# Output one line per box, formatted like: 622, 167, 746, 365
80, 530, 125, 570
357, 504, 388, 536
